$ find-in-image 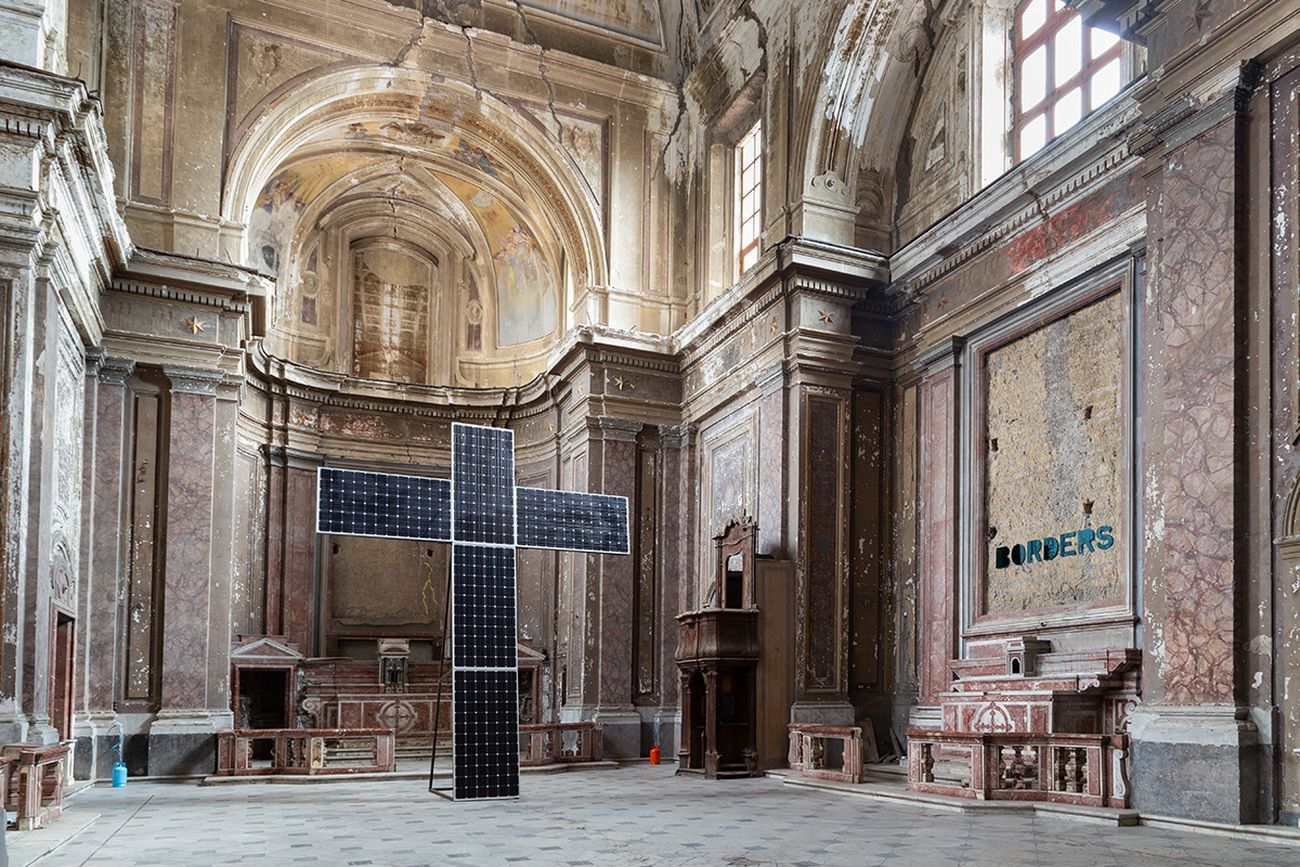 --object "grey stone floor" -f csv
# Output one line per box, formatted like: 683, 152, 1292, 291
10, 765, 1300, 866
